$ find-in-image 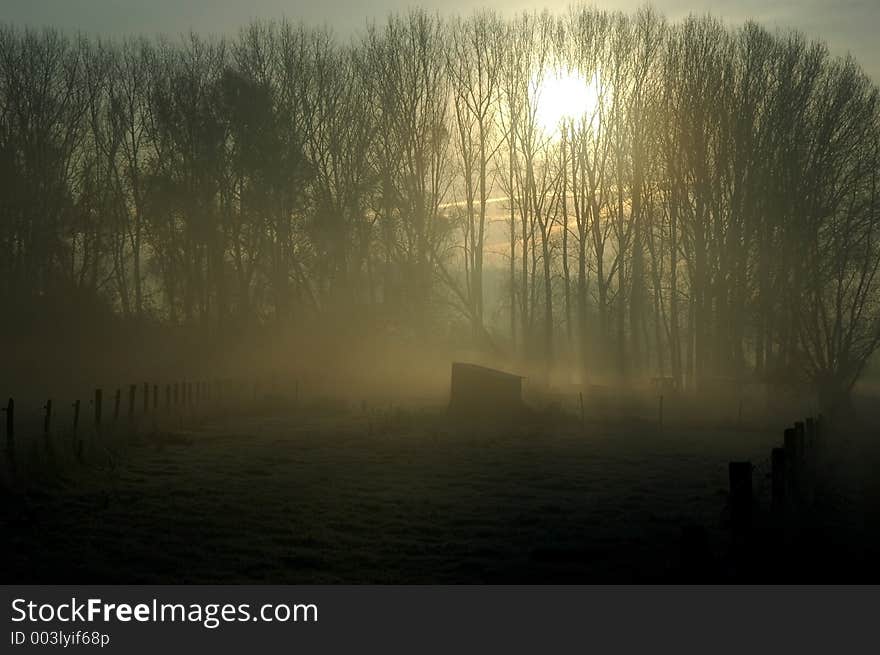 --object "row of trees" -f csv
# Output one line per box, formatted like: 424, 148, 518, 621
1, 8, 878, 407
